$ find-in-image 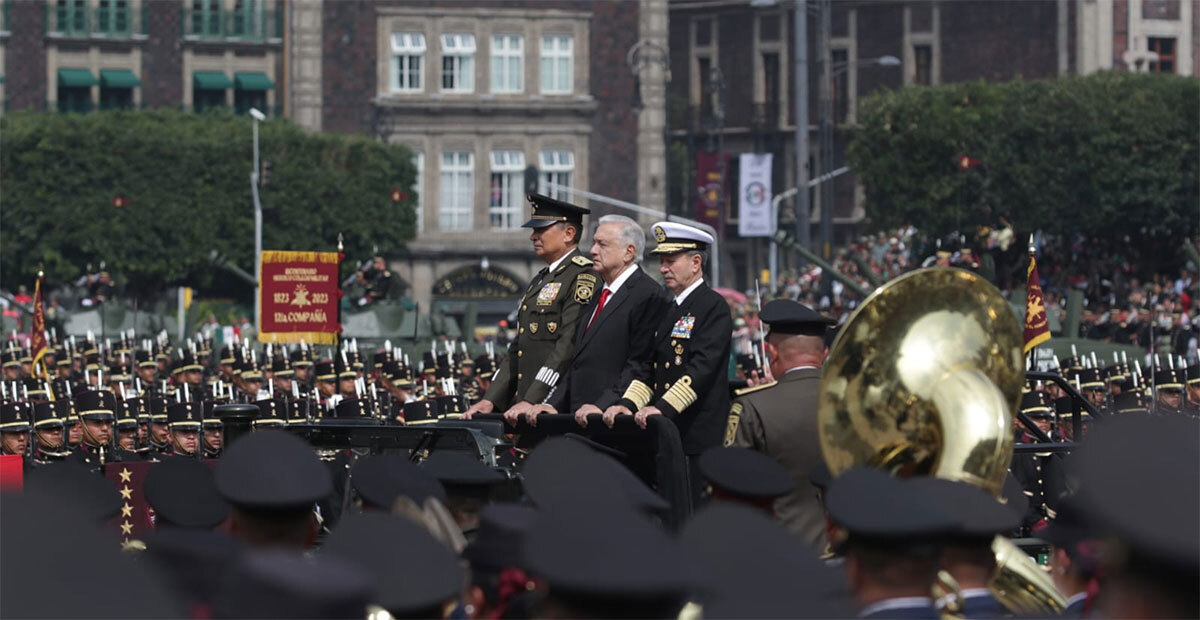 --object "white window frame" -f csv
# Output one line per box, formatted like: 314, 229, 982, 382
489, 150, 526, 230
490, 34, 524, 94
440, 33, 476, 93
439, 151, 474, 231
412, 152, 425, 233
539, 34, 574, 94
538, 150, 574, 201
390, 33, 426, 93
